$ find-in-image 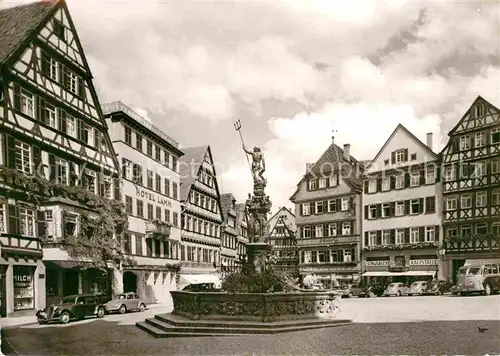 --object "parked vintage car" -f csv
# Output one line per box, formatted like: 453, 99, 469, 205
359, 284, 385, 298
340, 284, 362, 298
36, 294, 107, 324
423, 280, 453, 296
407, 281, 429, 296
104, 292, 146, 314
383, 282, 409, 297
